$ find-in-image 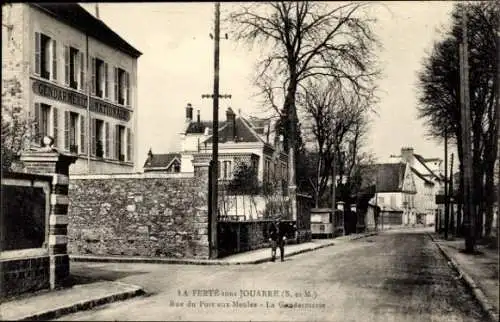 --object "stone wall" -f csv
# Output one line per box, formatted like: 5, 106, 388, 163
68, 173, 210, 259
